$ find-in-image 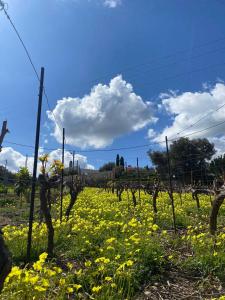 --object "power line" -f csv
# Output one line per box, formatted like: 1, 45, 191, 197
123, 44, 225, 84
0, 1, 40, 80
0, 1, 64, 139
75, 35, 225, 90
169, 96, 225, 140
3, 139, 166, 153
3, 118, 225, 154
179, 120, 225, 139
